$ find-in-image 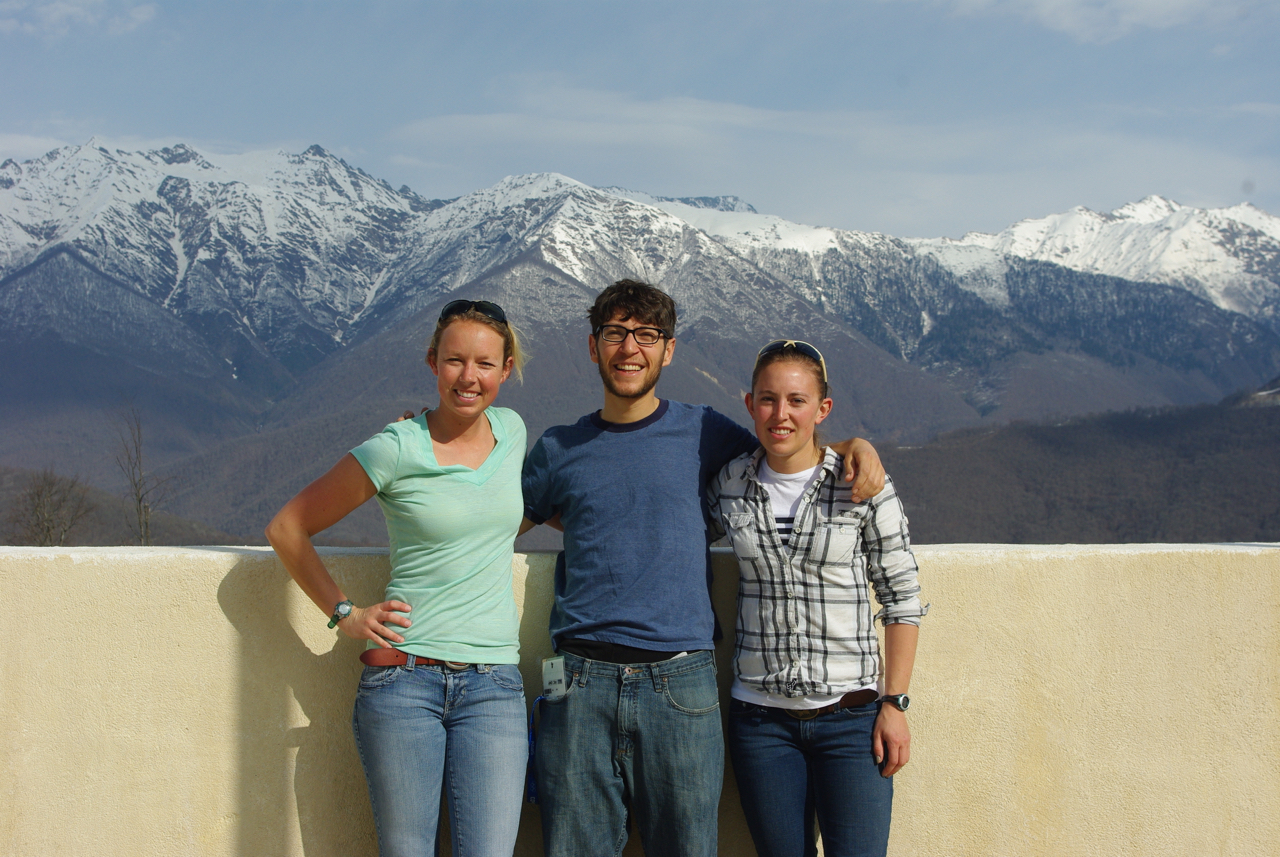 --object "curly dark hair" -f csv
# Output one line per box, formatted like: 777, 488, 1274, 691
588, 279, 677, 338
